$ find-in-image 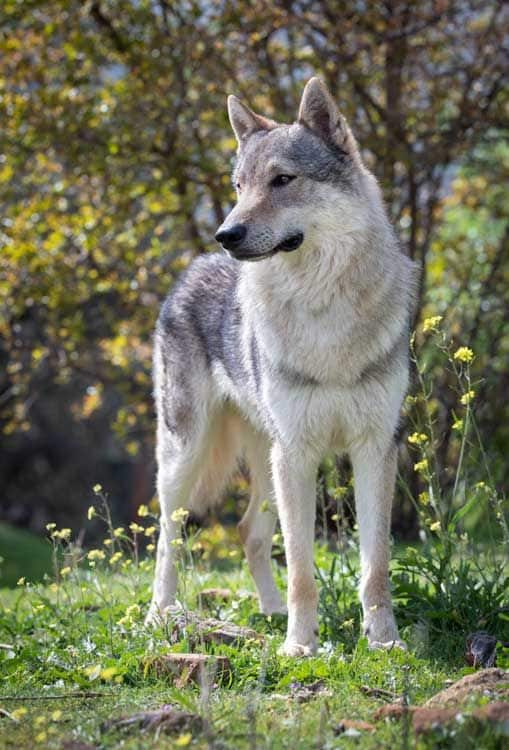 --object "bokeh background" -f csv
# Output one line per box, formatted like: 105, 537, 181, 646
1, 0, 508, 584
